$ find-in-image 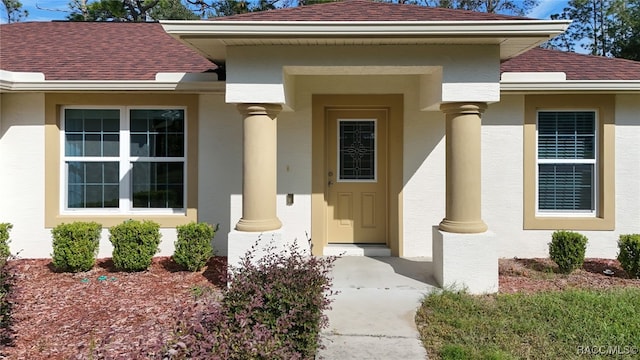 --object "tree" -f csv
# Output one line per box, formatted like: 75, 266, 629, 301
68, 0, 199, 21
2, 0, 28, 23
546, 0, 640, 60
423, 0, 539, 15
